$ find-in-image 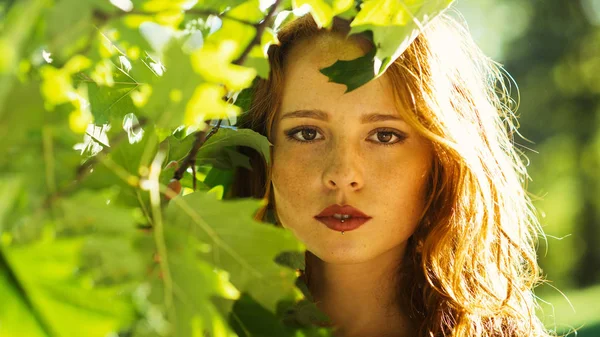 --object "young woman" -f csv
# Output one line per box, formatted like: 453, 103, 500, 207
231, 12, 553, 337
